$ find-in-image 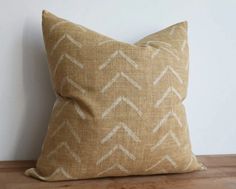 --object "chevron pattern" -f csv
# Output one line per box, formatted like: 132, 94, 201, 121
153, 65, 183, 85
101, 72, 141, 93
97, 163, 129, 176
150, 131, 181, 152
54, 99, 86, 120
99, 50, 138, 70
152, 110, 183, 133
50, 120, 81, 144
47, 142, 81, 163
25, 11, 204, 181
60, 76, 86, 94
25, 167, 73, 181
53, 53, 83, 77
145, 155, 177, 172
98, 39, 115, 46
96, 144, 136, 165
101, 96, 142, 118
50, 33, 82, 56
101, 122, 141, 144
154, 87, 182, 108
